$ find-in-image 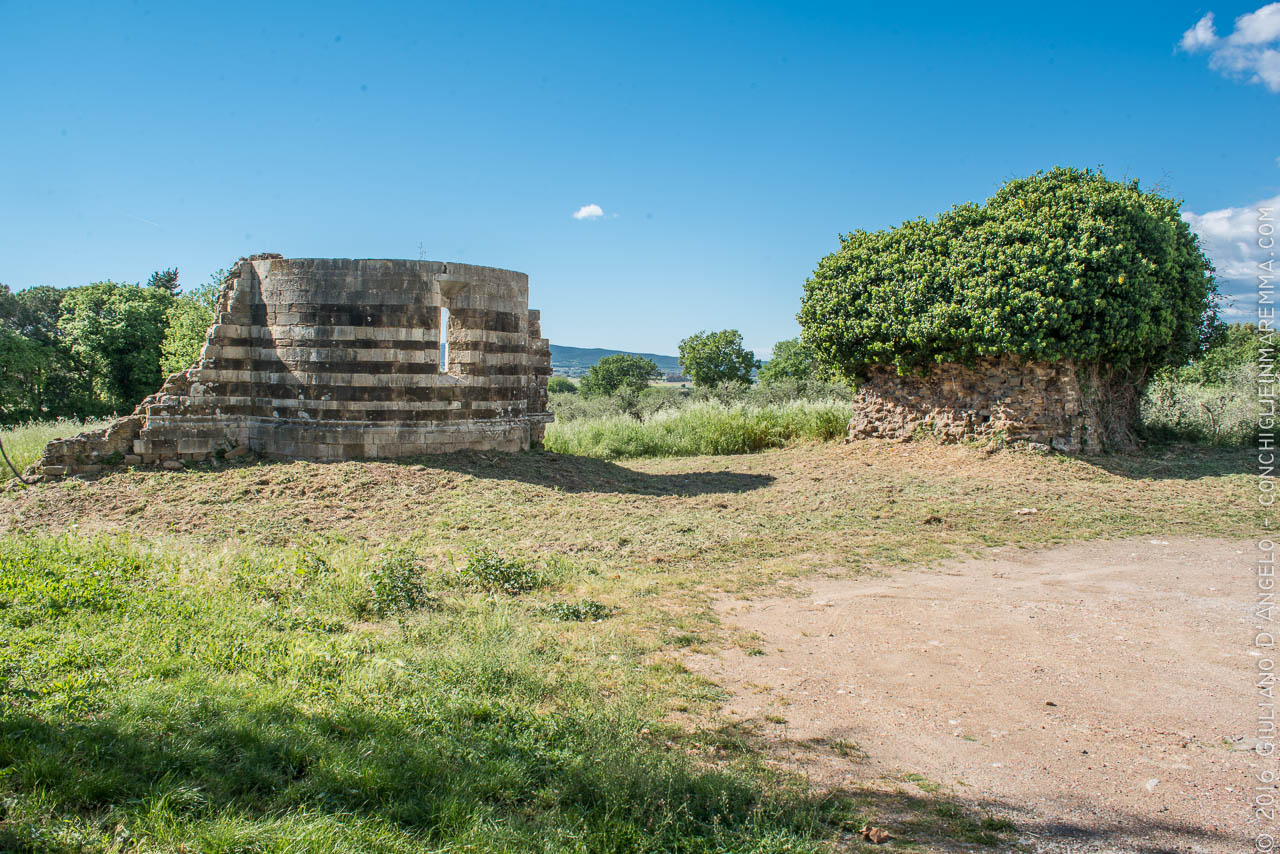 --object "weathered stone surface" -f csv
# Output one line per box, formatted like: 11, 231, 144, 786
846, 358, 1100, 453
32, 255, 554, 479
